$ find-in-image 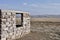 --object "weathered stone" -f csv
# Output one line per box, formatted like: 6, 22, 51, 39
0, 10, 30, 40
